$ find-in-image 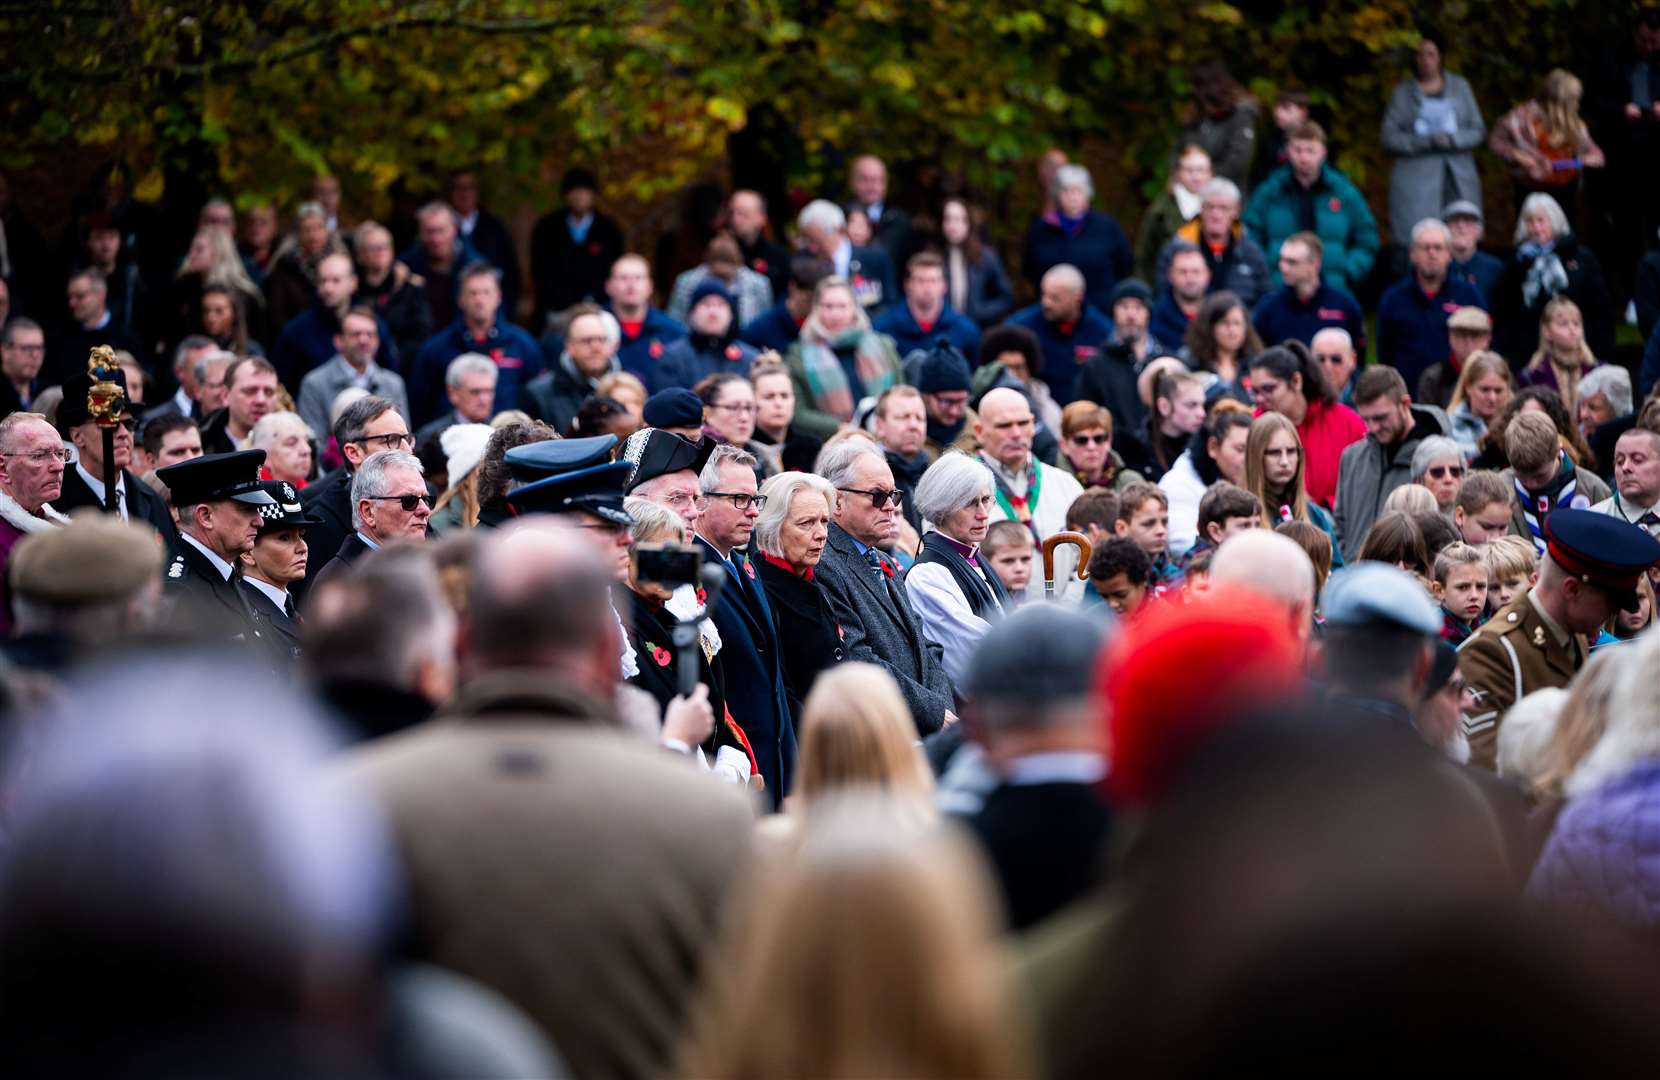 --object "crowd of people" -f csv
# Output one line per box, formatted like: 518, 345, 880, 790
3, 16, 1660, 1077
